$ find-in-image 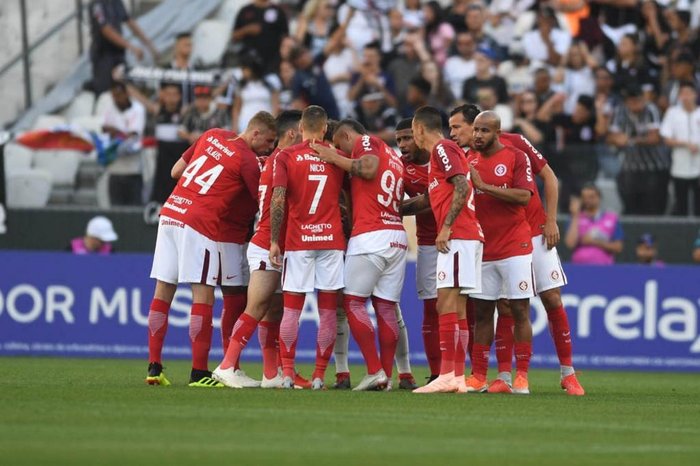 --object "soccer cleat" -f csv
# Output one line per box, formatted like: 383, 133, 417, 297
333, 372, 352, 390
261, 371, 285, 389
211, 366, 241, 388
398, 374, 418, 390
464, 375, 488, 393
512, 373, 530, 395
294, 372, 312, 390
189, 369, 224, 388
488, 378, 513, 394
233, 369, 261, 388
425, 374, 438, 385
145, 362, 171, 386
455, 376, 468, 393
561, 373, 585, 396
412, 374, 458, 394
311, 378, 326, 390
352, 369, 389, 391
281, 376, 295, 389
